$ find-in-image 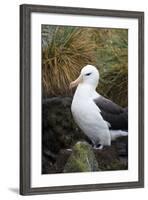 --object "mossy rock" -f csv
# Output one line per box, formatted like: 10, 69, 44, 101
63, 141, 99, 173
